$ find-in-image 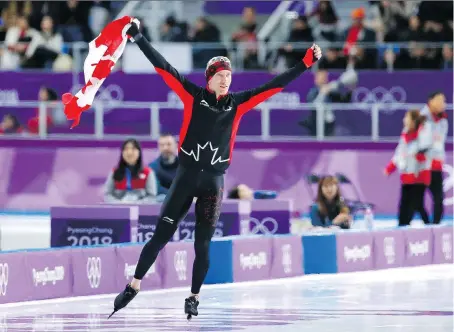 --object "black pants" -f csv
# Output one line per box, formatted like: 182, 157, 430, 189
398, 184, 430, 226
134, 166, 223, 294
427, 171, 444, 224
